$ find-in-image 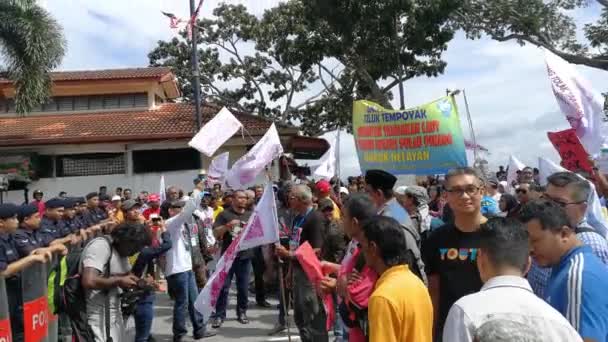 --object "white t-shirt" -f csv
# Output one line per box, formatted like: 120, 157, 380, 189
80, 237, 131, 342
164, 190, 203, 276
